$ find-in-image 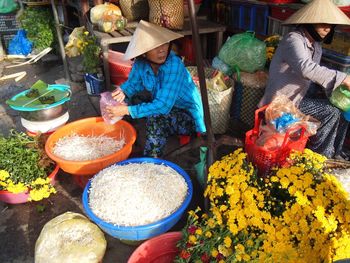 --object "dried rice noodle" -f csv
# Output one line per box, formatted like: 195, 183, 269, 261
89, 163, 188, 226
